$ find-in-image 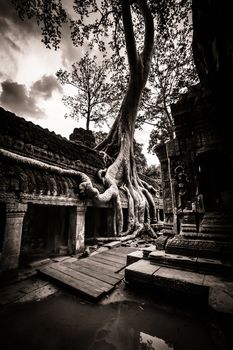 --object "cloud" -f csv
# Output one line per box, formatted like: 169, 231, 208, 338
0, 80, 45, 119
60, 23, 82, 67
0, 0, 42, 79
31, 75, 63, 99
0, 0, 40, 38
